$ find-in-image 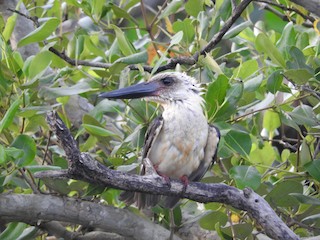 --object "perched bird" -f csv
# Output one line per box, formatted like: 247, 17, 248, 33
100, 72, 220, 209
